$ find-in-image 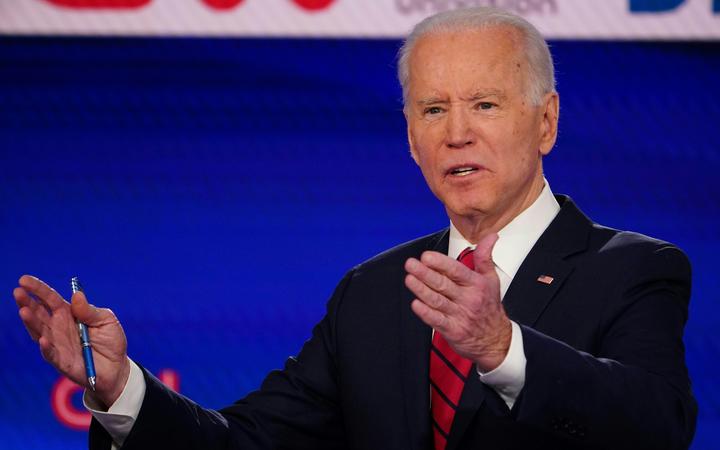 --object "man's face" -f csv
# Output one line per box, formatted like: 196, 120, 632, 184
405, 27, 558, 233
